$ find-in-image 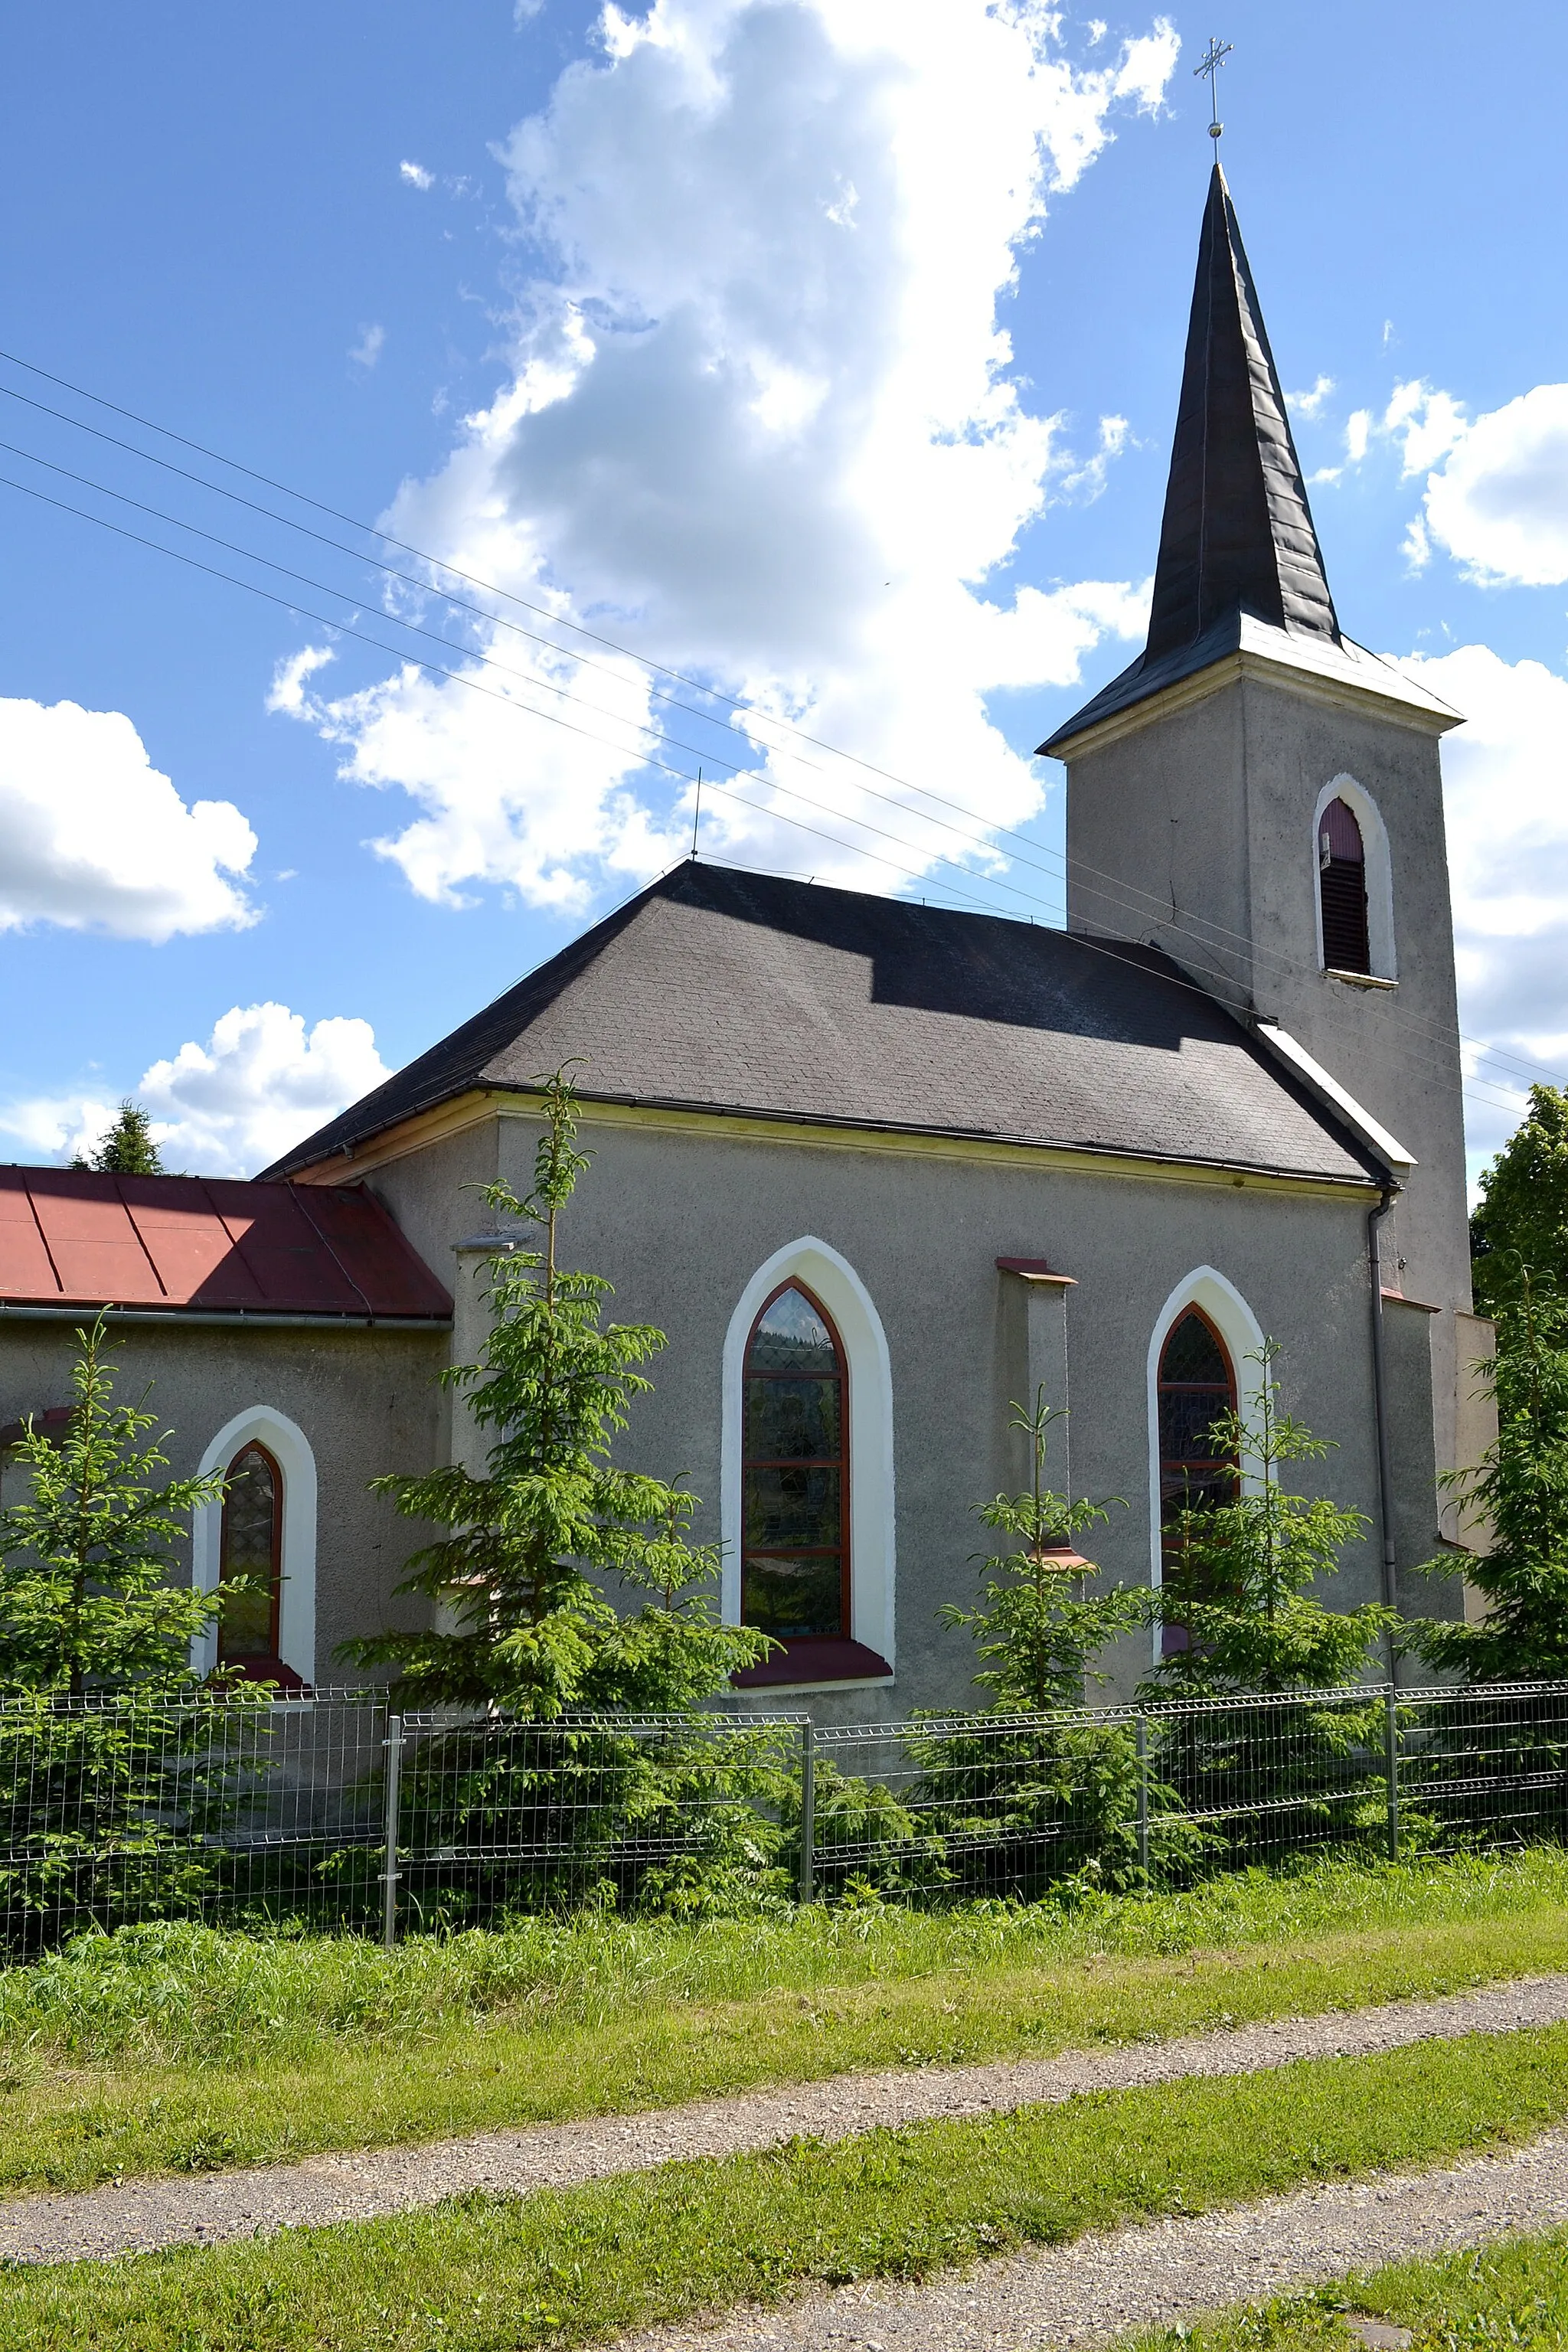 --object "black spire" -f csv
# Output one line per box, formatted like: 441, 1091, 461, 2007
1038, 164, 1349, 757
1145, 161, 1338, 658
